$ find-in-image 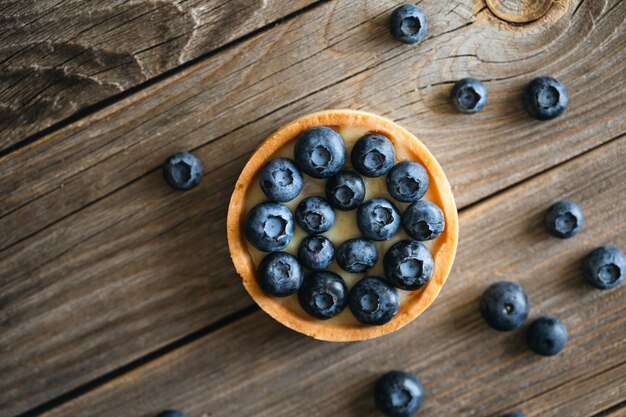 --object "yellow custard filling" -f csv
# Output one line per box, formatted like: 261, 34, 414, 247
243, 126, 439, 325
